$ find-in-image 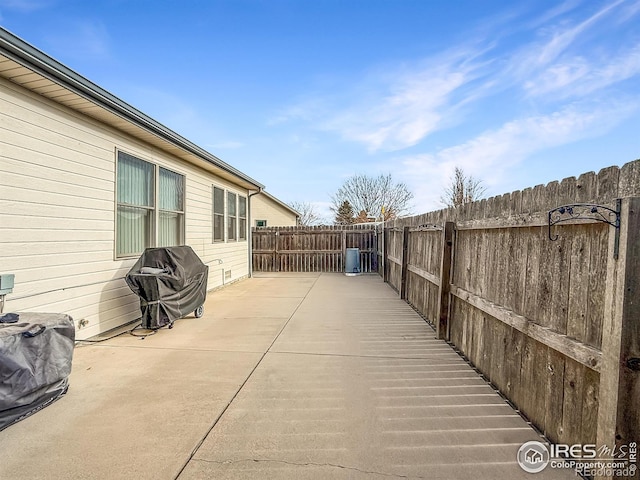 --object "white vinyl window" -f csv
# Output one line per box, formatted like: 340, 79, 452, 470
227, 191, 237, 241
238, 196, 247, 241
212, 187, 246, 243
213, 186, 225, 242
116, 151, 185, 257
159, 167, 185, 247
